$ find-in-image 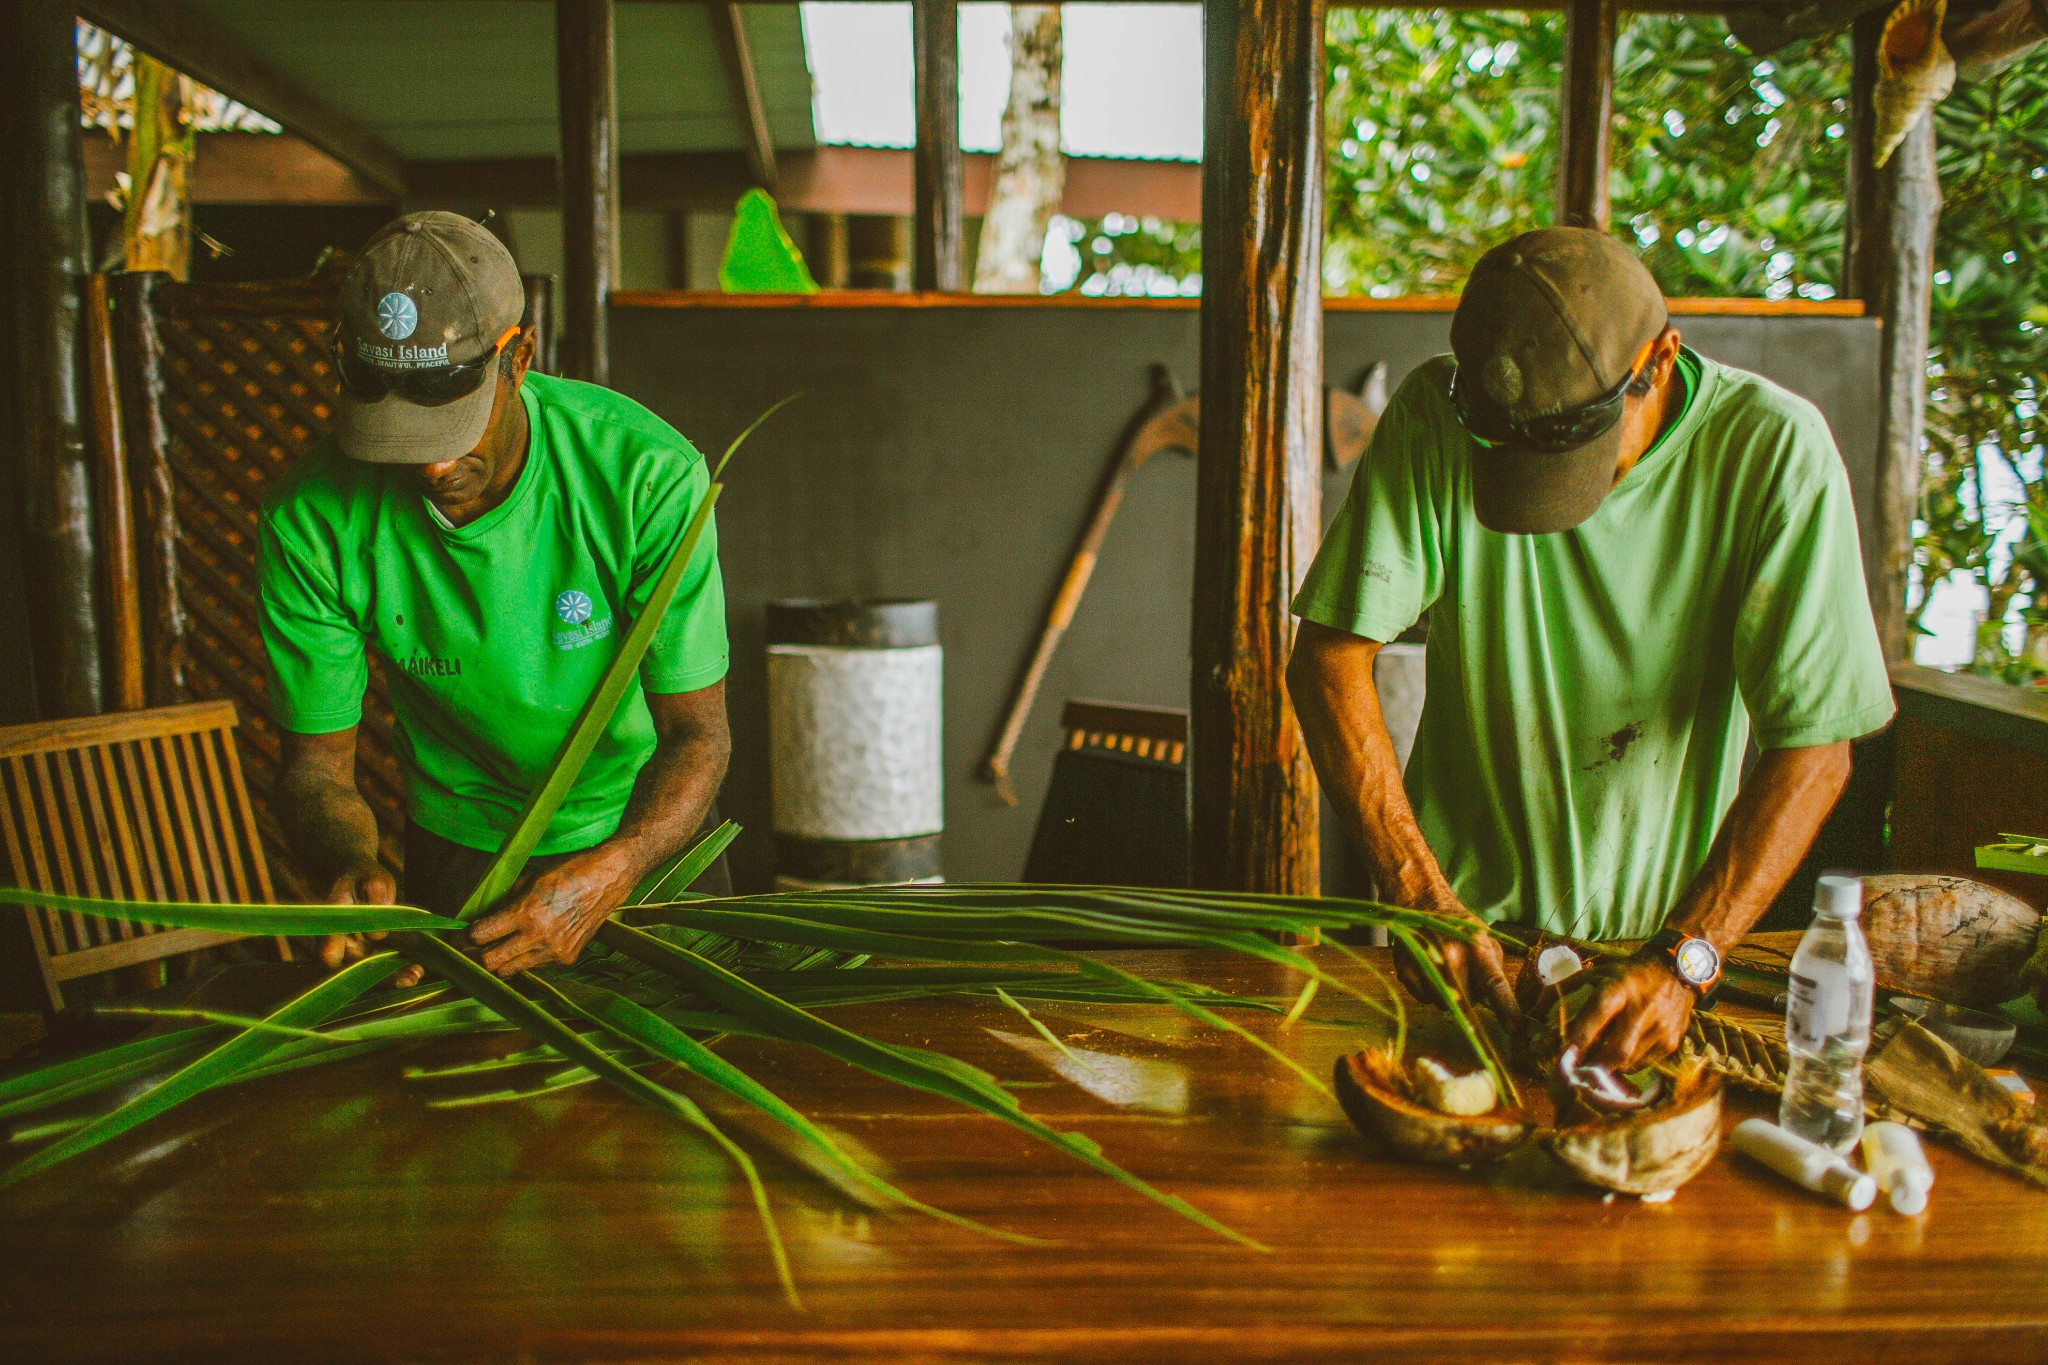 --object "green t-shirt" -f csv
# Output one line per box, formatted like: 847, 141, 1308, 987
1293, 350, 1894, 941
258, 373, 728, 855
